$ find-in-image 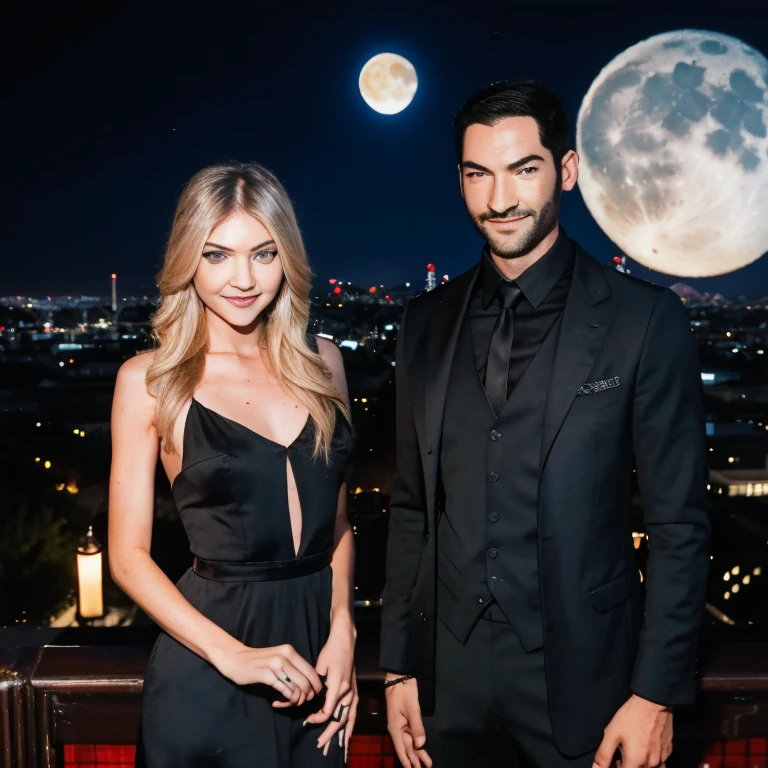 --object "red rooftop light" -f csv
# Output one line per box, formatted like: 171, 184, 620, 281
368, 286, 377, 294
333, 286, 342, 295
426, 264, 436, 273
329, 279, 337, 284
